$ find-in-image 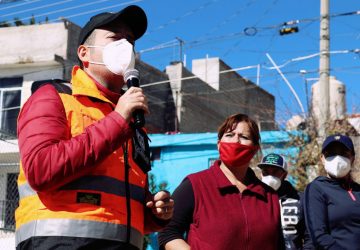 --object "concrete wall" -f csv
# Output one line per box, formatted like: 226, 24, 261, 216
217, 59, 275, 130
0, 21, 80, 139
0, 22, 81, 107
166, 62, 219, 132
136, 60, 176, 133
192, 57, 220, 90
166, 58, 275, 133
0, 21, 80, 64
